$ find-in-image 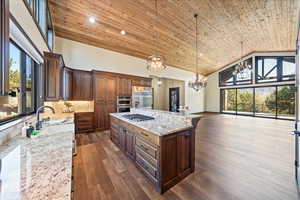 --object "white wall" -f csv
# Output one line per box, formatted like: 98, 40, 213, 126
55, 37, 205, 113
205, 51, 296, 112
